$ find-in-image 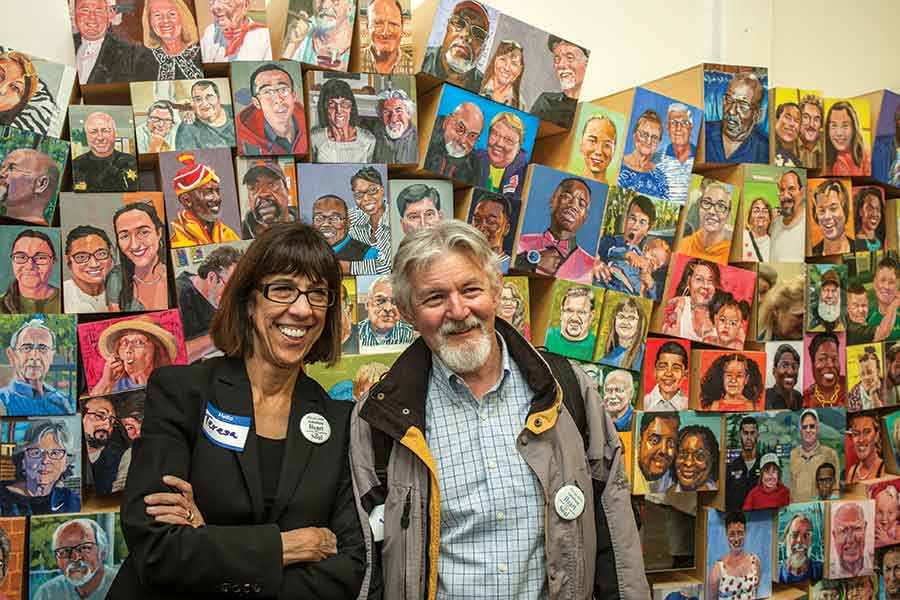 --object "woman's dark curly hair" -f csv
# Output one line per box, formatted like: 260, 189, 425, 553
700, 353, 763, 408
